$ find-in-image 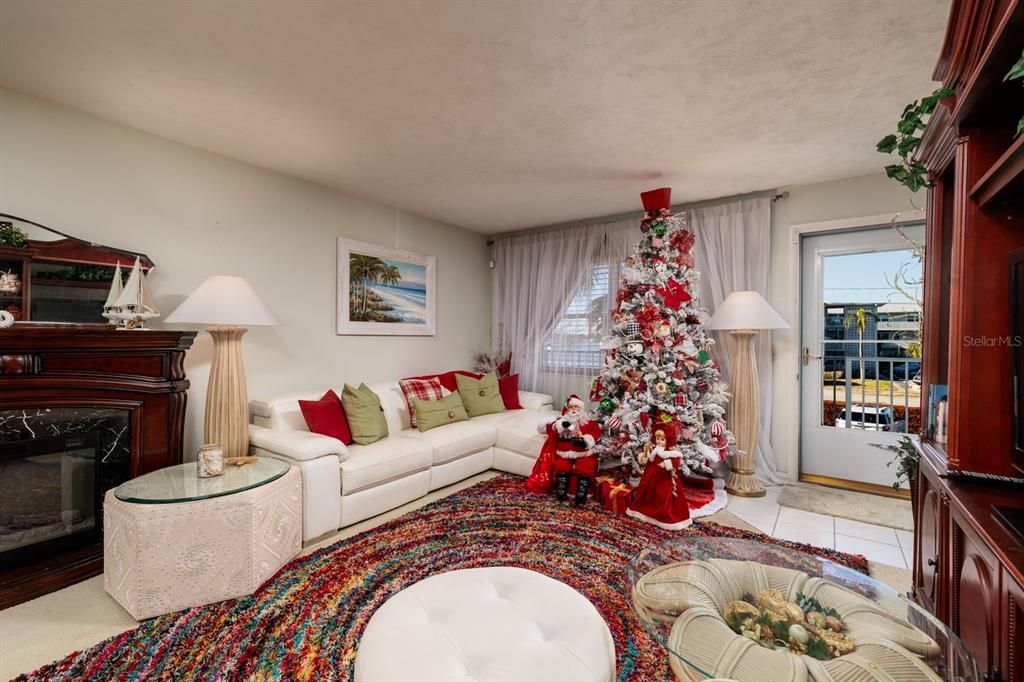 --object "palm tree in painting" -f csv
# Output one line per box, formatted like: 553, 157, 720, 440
350, 254, 386, 317
844, 307, 879, 384
381, 265, 402, 288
